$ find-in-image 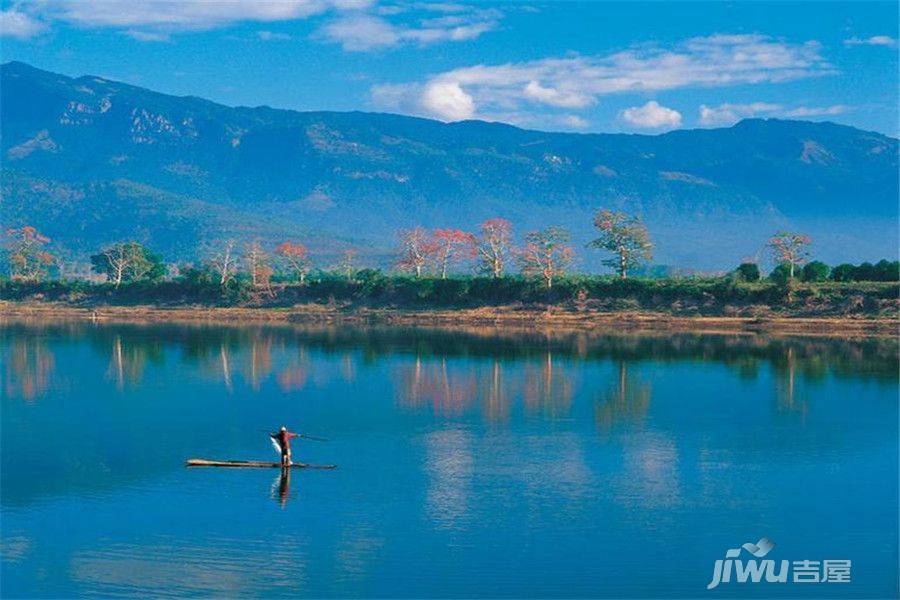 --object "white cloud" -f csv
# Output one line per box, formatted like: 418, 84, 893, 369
844, 35, 897, 47
320, 13, 399, 49
422, 81, 475, 121
523, 81, 592, 108
561, 114, 590, 129
698, 102, 781, 126
698, 102, 849, 126
8, 0, 370, 40
258, 30, 292, 41
620, 101, 682, 129
0, 9, 47, 39
125, 29, 171, 42
318, 6, 500, 51
781, 104, 848, 117
373, 34, 835, 121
